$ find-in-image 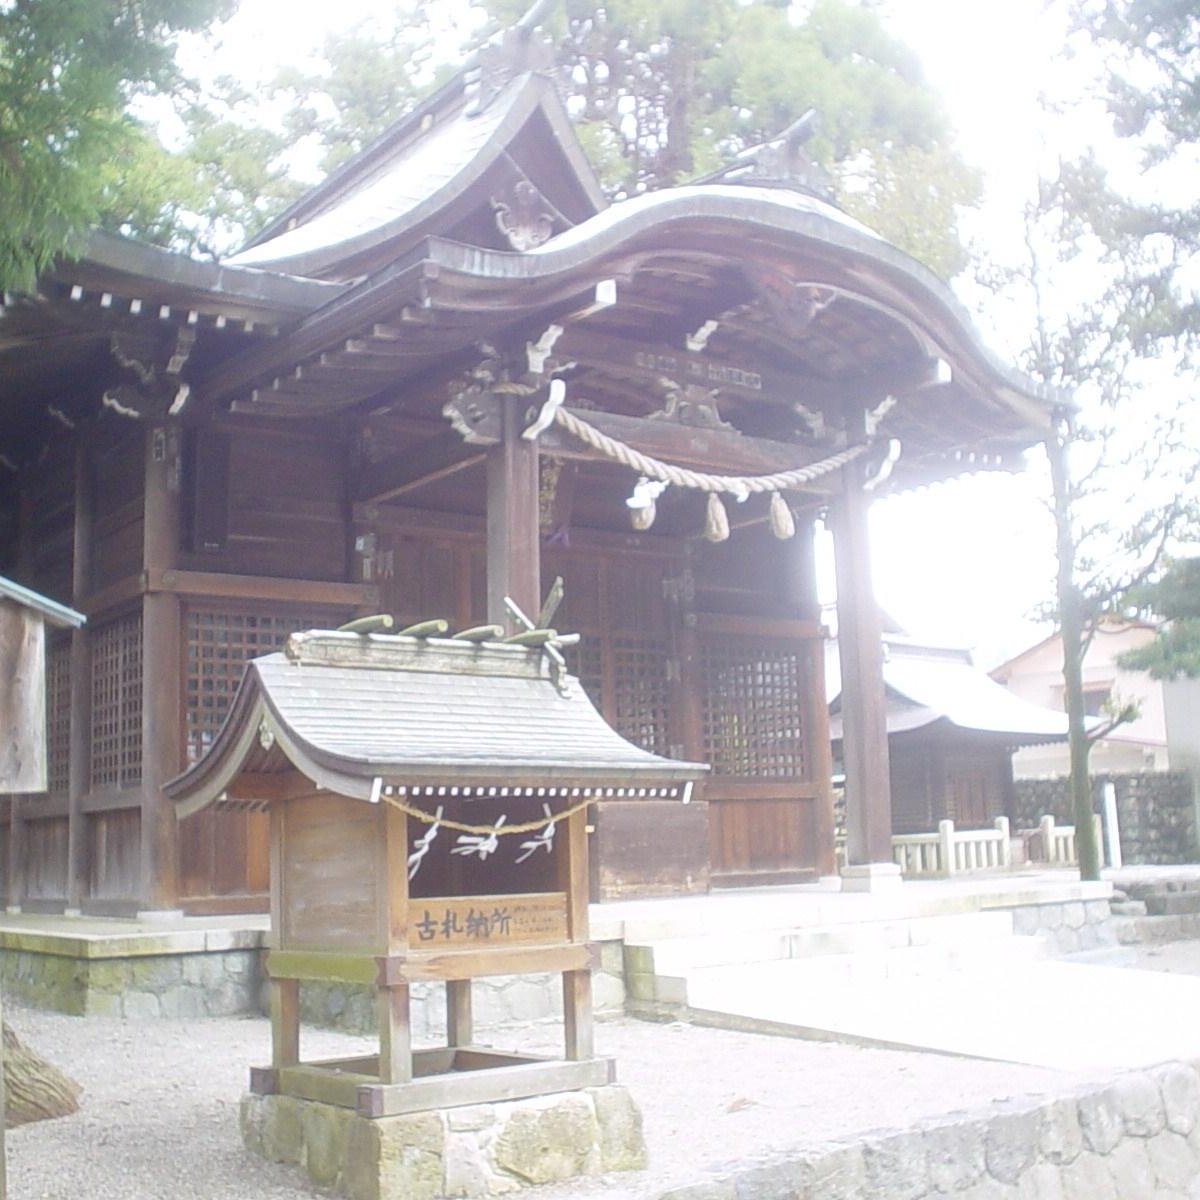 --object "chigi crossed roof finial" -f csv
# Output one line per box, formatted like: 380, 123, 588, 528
464, 0, 560, 116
